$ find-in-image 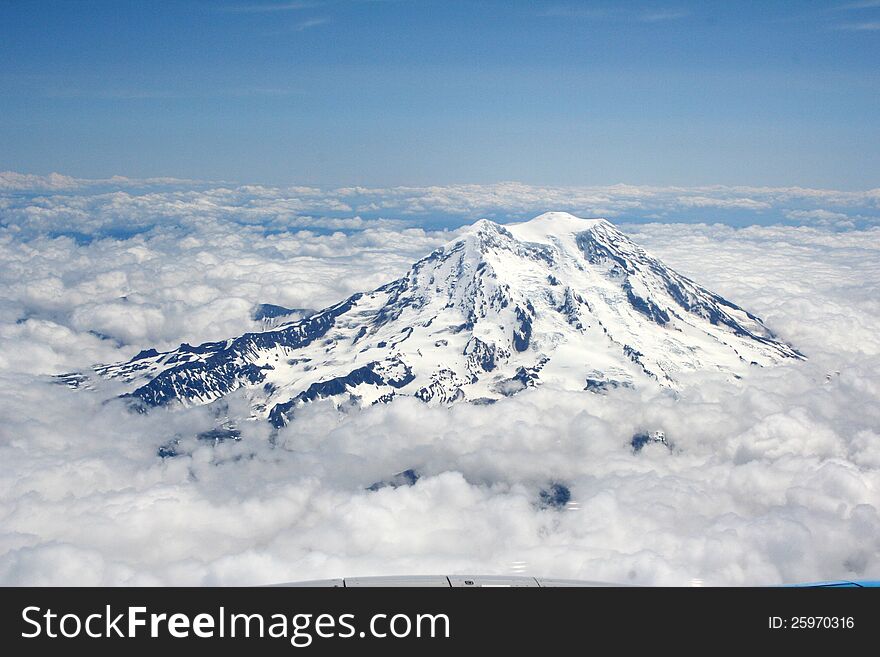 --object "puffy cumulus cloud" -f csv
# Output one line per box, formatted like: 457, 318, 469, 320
1, 359, 879, 586
0, 178, 879, 586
